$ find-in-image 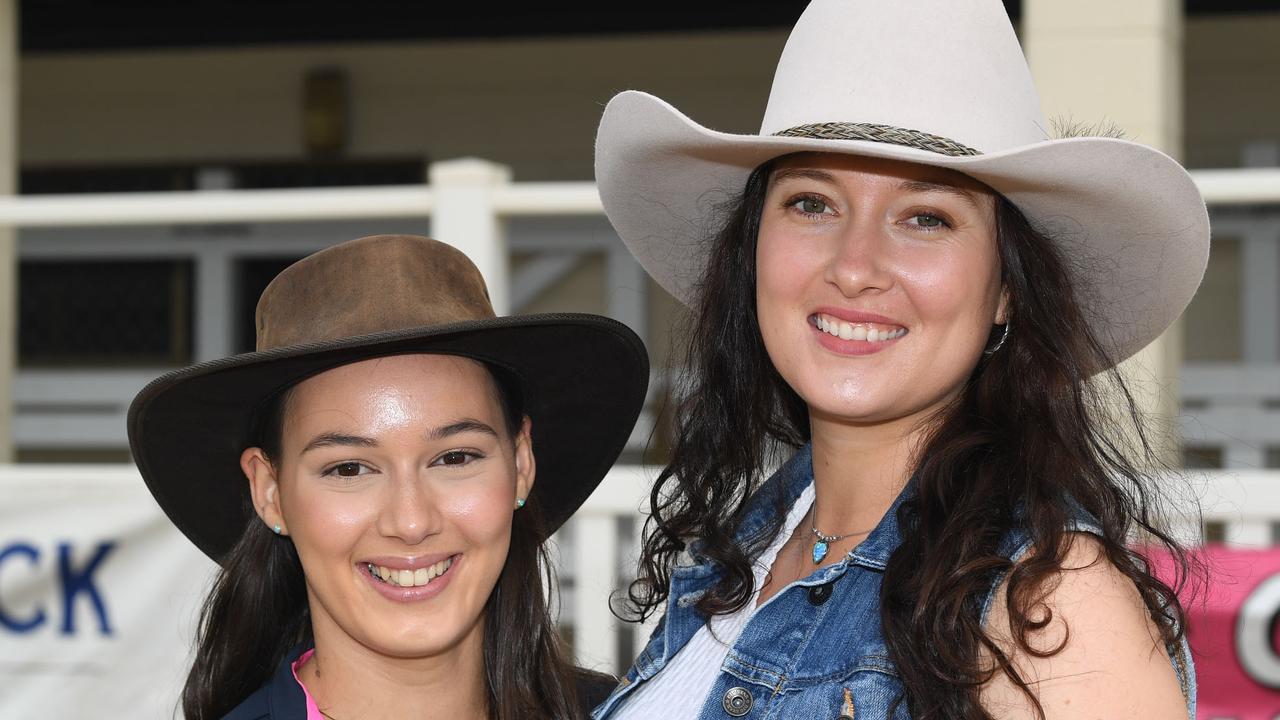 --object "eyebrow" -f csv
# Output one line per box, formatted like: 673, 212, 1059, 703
896, 179, 983, 210
299, 419, 499, 454
770, 167, 838, 185
301, 432, 378, 454
426, 419, 500, 442
770, 169, 984, 210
